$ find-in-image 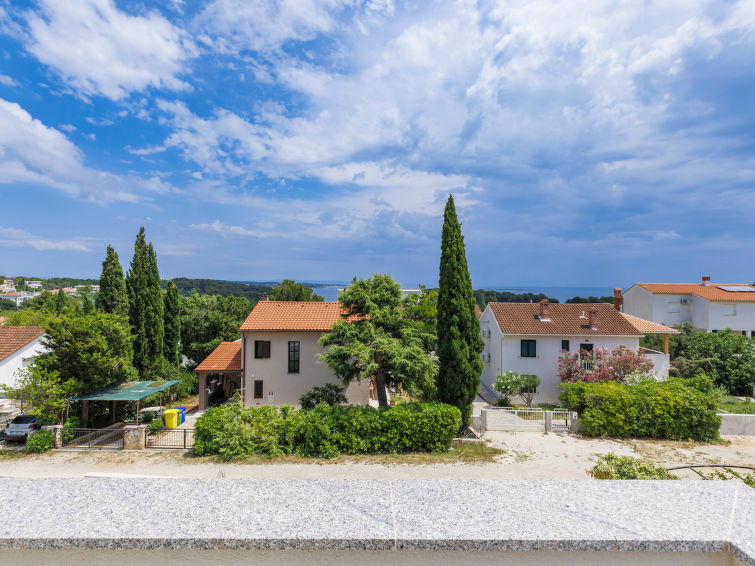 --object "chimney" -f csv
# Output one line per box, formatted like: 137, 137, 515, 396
260, 294, 270, 302
613, 288, 622, 312
702, 276, 711, 286
589, 309, 598, 330
539, 299, 550, 320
